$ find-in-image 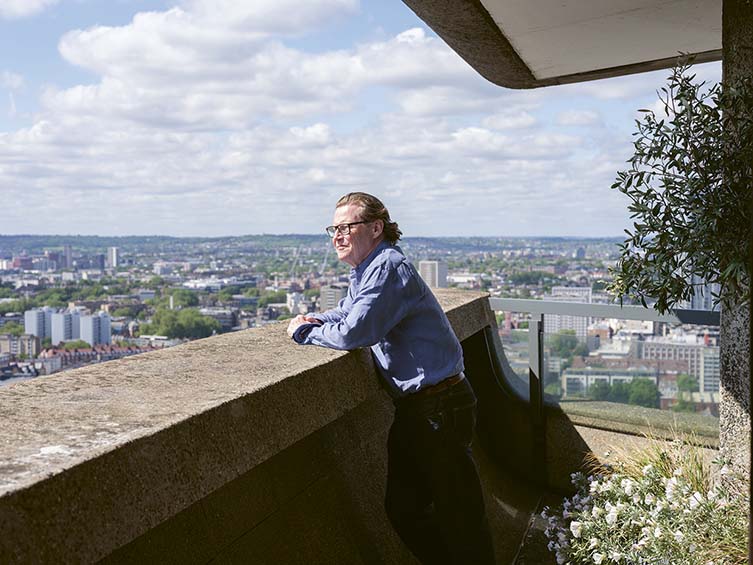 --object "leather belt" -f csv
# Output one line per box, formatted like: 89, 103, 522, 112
414, 372, 465, 398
